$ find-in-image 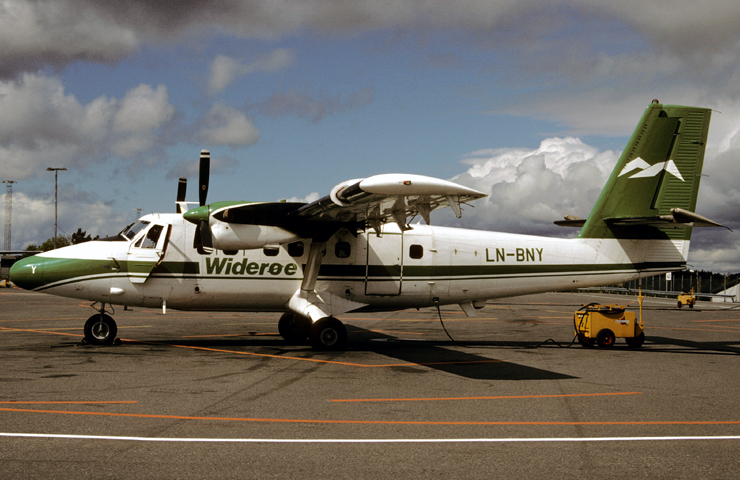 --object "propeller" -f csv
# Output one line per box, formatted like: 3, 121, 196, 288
193, 150, 213, 249
176, 177, 187, 213
199, 149, 210, 207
